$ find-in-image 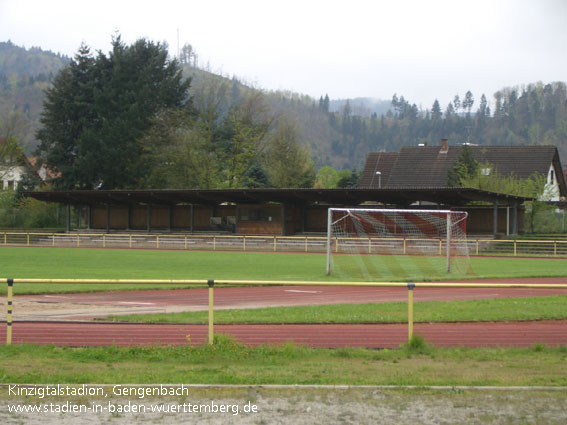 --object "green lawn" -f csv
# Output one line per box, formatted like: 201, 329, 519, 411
106, 295, 567, 324
0, 338, 566, 386
0, 247, 565, 294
